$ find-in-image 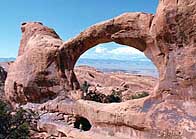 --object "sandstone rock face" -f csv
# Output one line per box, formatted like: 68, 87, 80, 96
4, 0, 196, 138
0, 62, 12, 72
148, 0, 196, 97
5, 22, 65, 104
